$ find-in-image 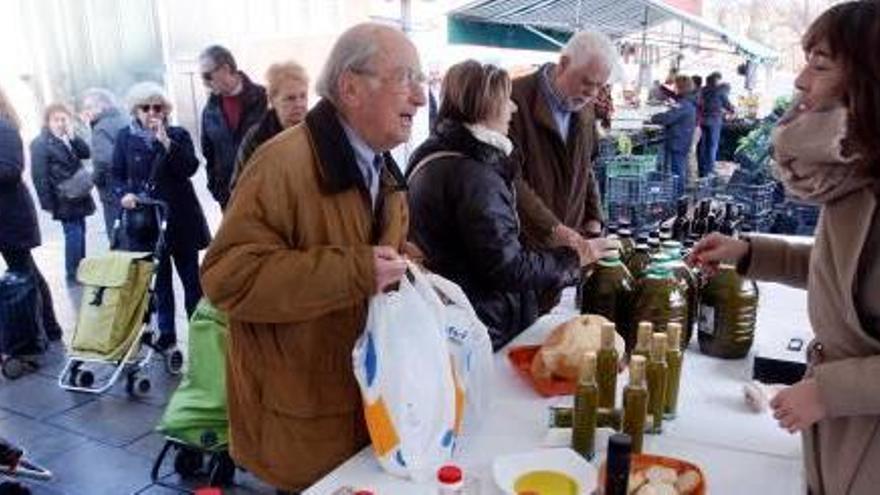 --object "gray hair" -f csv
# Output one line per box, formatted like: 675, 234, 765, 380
562, 30, 623, 82
79, 87, 119, 112
315, 23, 390, 104
199, 45, 237, 72
124, 82, 172, 113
